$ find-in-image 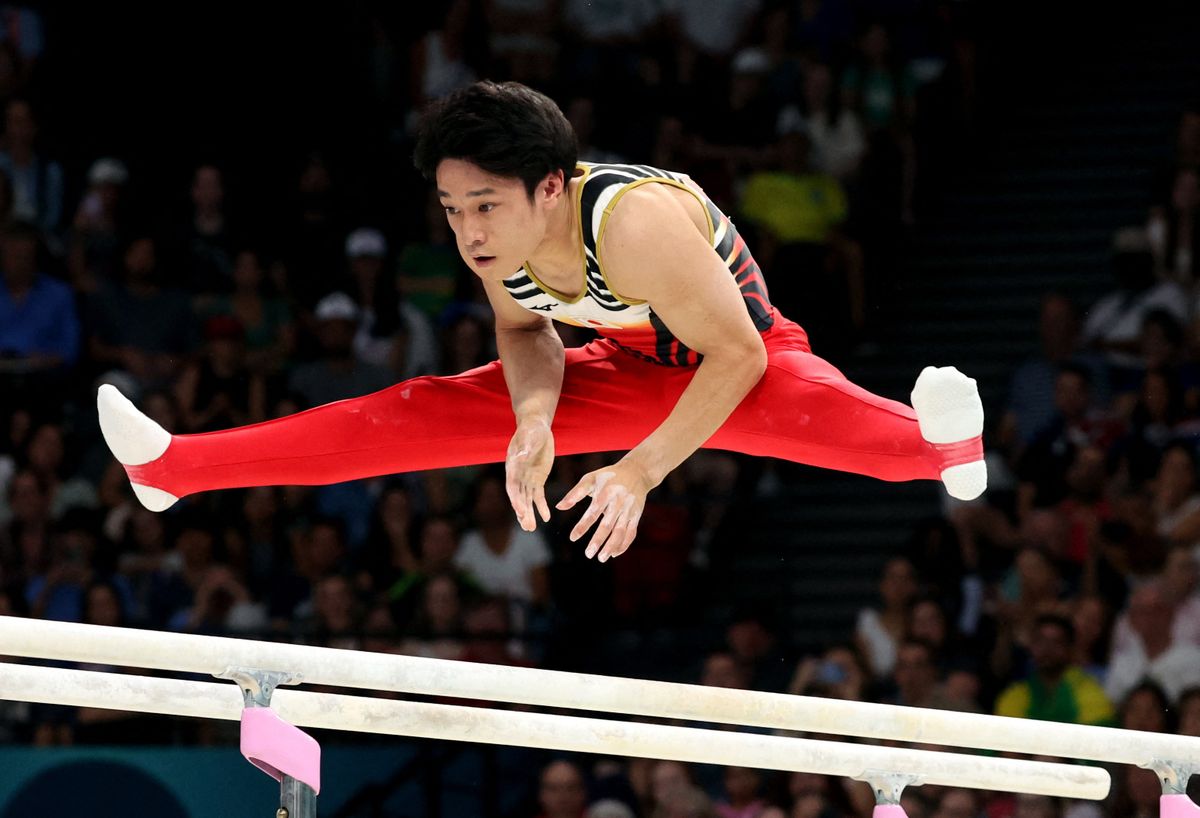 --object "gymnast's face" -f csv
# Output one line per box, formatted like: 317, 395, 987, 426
436, 158, 561, 282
